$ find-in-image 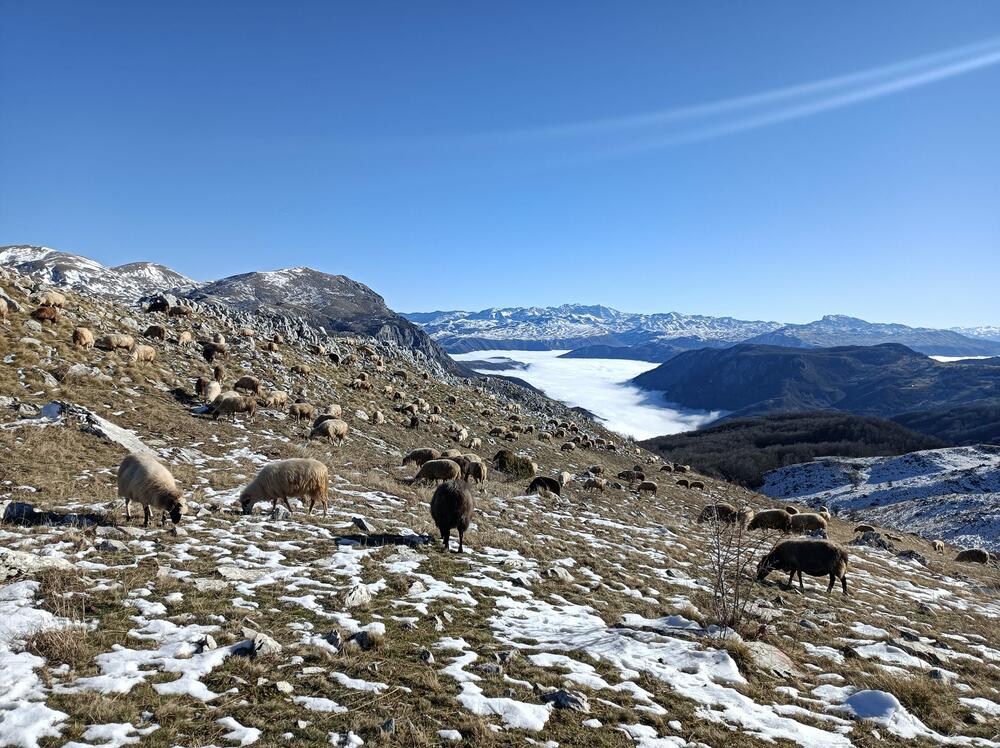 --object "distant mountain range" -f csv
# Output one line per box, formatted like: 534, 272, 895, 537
0, 245, 456, 371
407, 306, 1000, 359
630, 343, 1000, 443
